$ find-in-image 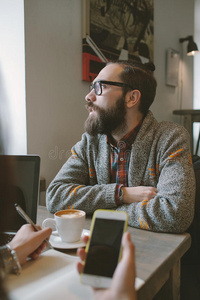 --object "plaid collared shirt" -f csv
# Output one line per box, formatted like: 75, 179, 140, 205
108, 122, 142, 205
